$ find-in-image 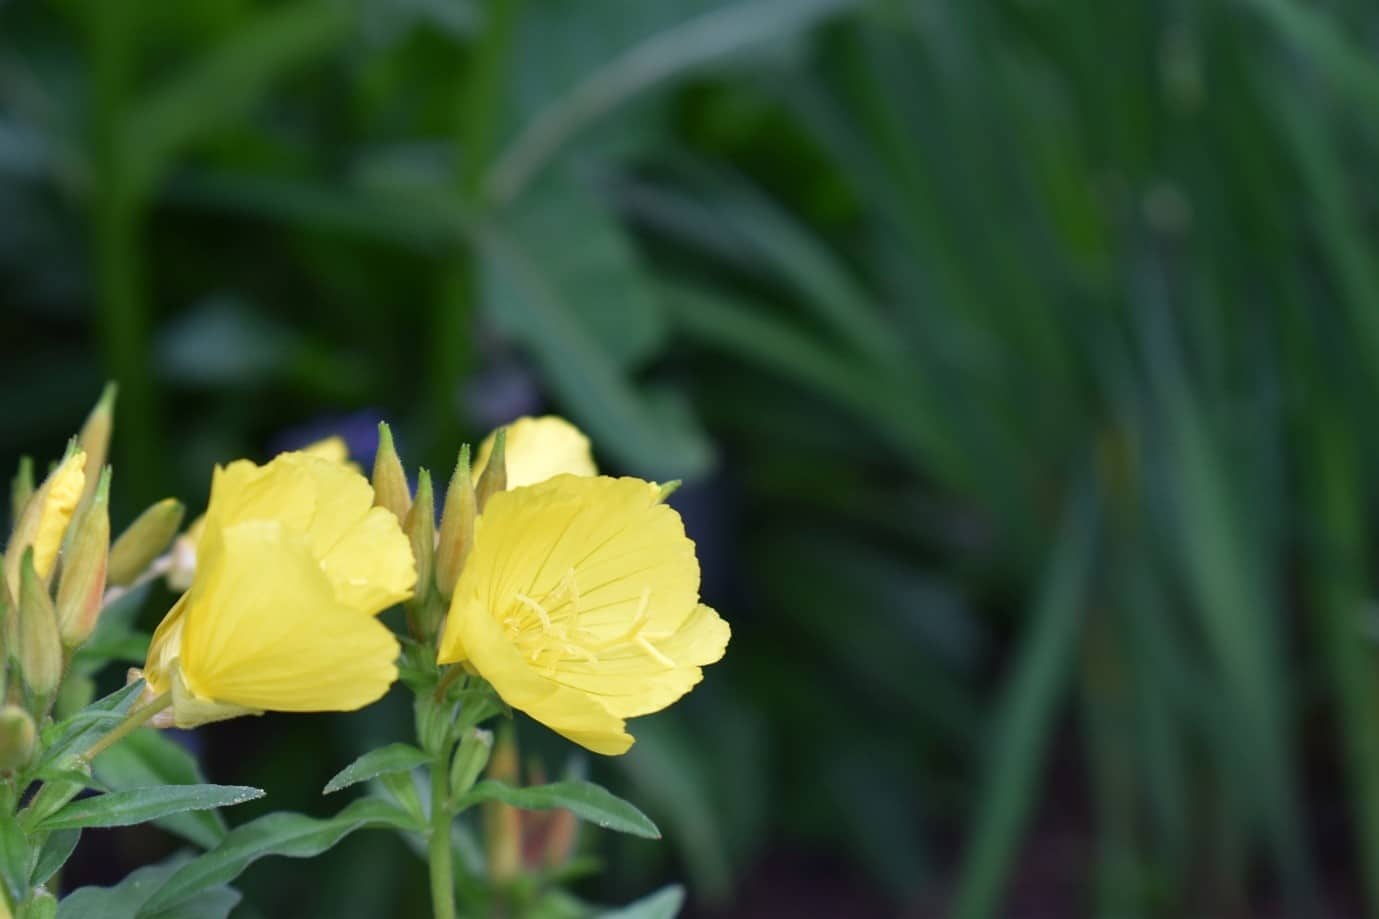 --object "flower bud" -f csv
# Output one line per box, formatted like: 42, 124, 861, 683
0, 565, 16, 696
76, 383, 116, 509
165, 514, 205, 593
9, 457, 33, 534
18, 549, 62, 700
435, 445, 474, 599
0, 705, 36, 772
372, 422, 411, 523
6, 447, 86, 588
475, 428, 506, 513
26, 891, 56, 919
57, 468, 110, 648
449, 727, 492, 799
404, 469, 439, 638
107, 498, 184, 587
484, 723, 521, 883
